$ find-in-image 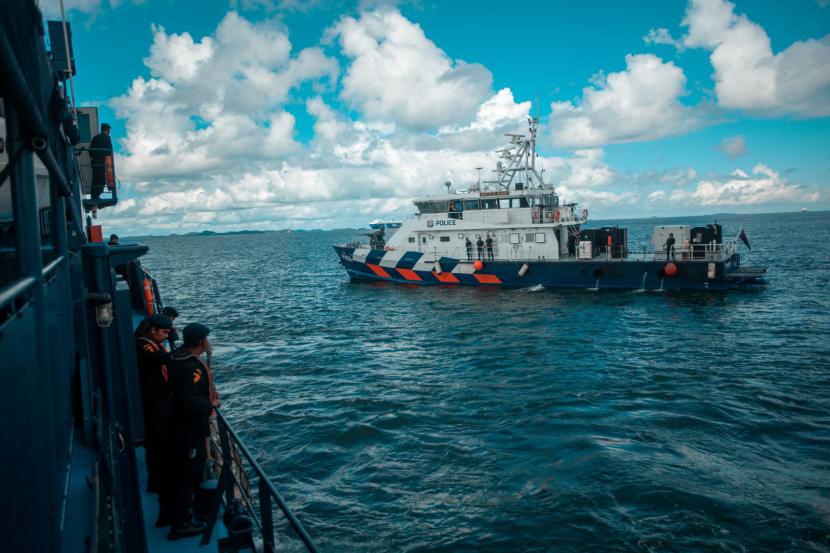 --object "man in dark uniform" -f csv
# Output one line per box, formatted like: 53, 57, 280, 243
135, 314, 172, 494
485, 234, 494, 261
89, 122, 113, 200
165, 323, 216, 540
476, 236, 484, 260
665, 232, 676, 260
465, 237, 473, 261
162, 306, 180, 349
